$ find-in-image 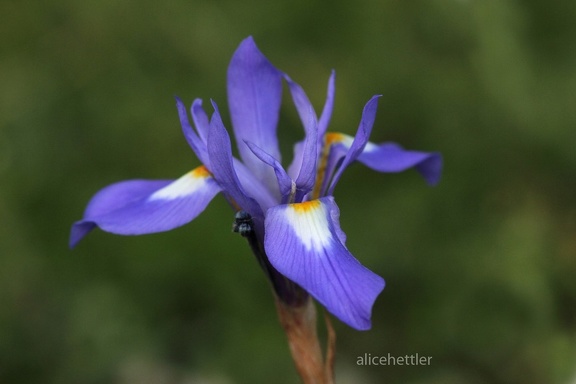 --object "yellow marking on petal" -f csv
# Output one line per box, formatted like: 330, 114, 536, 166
149, 165, 211, 201
312, 132, 349, 200
292, 200, 321, 214
192, 165, 211, 178
325, 132, 345, 146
